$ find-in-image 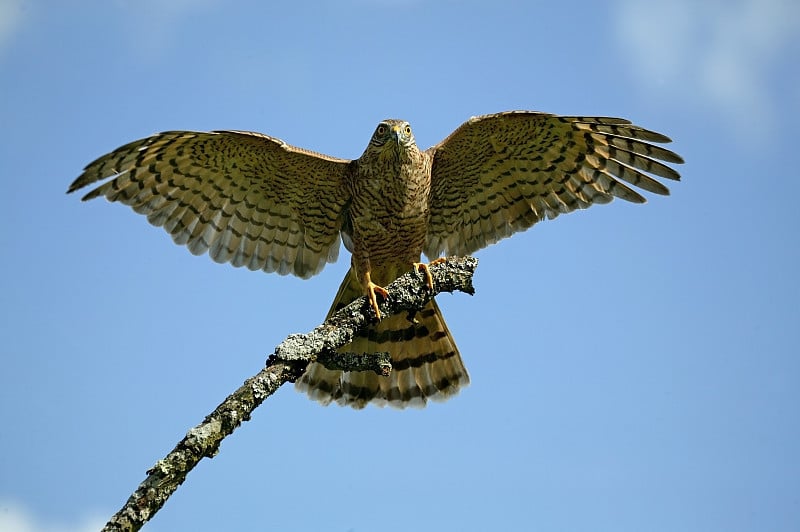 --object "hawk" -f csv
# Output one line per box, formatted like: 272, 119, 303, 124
68, 111, 683, 409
